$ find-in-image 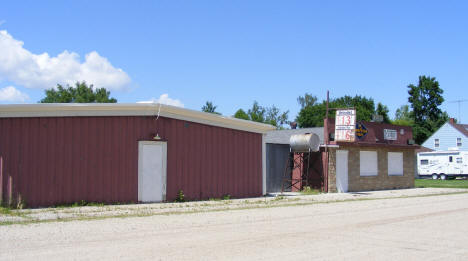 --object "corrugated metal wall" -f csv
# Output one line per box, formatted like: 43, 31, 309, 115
0, 116, 263, 207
